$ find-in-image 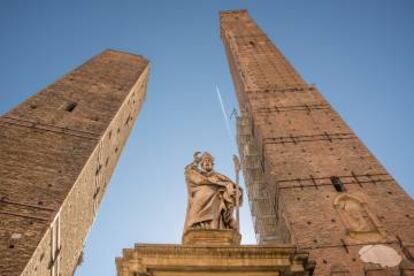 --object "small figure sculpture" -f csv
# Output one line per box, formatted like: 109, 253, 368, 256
334, 194, 386, 242
184, 152, 243, 231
